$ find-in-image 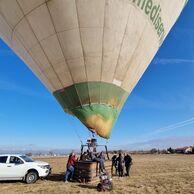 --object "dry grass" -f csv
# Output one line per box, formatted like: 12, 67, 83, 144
1, 154, 194, 194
